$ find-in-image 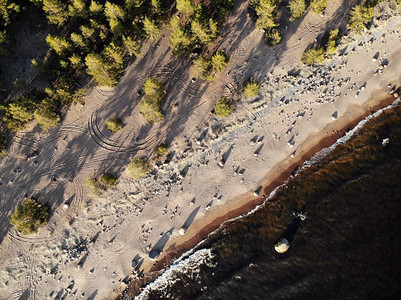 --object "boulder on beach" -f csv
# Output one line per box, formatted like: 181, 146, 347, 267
275, 238, 290, 253
179, 226, 187, 236
149, 250, 161, 260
